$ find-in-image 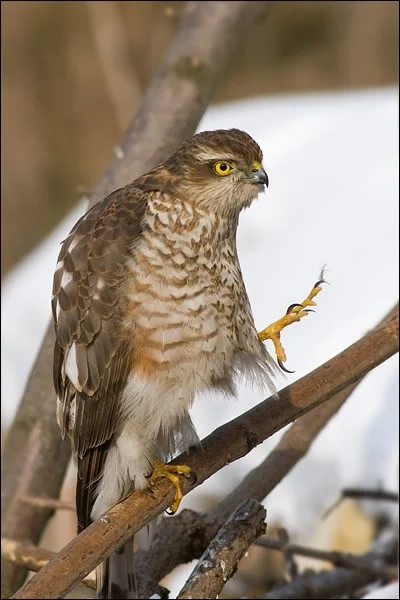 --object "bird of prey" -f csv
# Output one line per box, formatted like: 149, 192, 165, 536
52, 129, 322, 598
